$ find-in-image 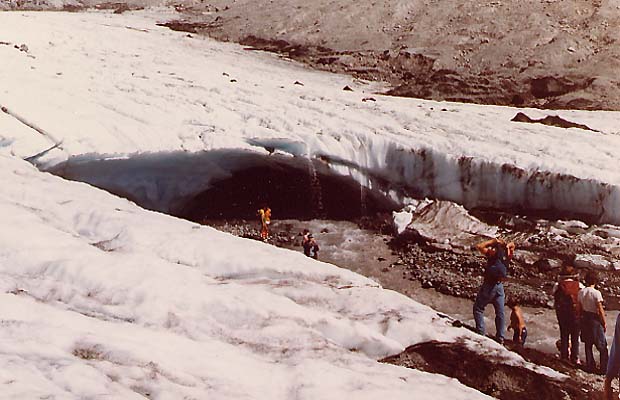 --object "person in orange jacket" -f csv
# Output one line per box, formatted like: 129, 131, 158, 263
258, 206, 271, 241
